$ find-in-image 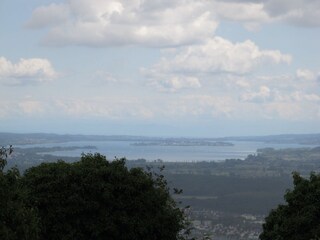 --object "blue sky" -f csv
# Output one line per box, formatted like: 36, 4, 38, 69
0, 0, 319, 137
